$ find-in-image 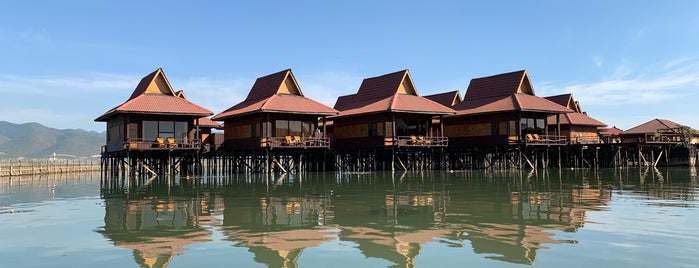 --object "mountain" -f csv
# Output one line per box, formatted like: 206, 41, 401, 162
0, 121, 104, 159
